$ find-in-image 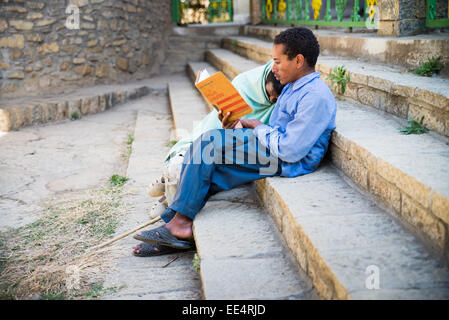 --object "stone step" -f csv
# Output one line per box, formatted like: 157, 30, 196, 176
167, 73, 210, 141
241, 25, 449, 77
161, 49, 207, 74
187, 62, 219, 84
161, 34, 223, 74
167, 72, 319, 300
190, 57, 449, 299
172, 24, 243, 37
186, 62, 219, 112
195, 186, 318, 299
205, 47, 449, 260
206, 47, 260, 80
0, 81, 159, 132
162, 24, 243, 73
221, 36, 449, 139
101, 90, 203, 300
256, 164, 449, 299
167, 35, 222, 51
